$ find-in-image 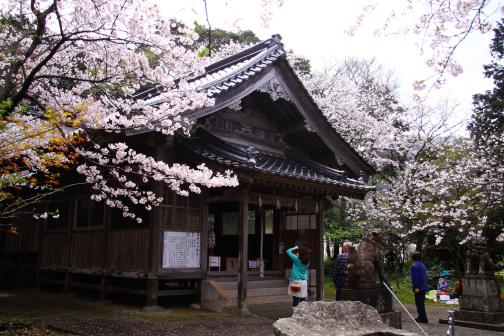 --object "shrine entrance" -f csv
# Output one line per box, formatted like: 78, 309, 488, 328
207, 202, 278, 275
